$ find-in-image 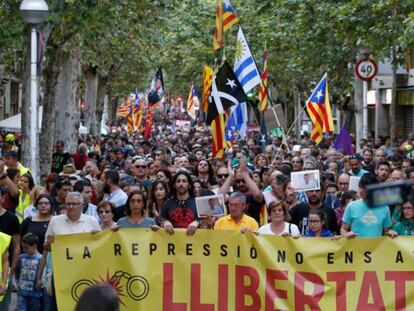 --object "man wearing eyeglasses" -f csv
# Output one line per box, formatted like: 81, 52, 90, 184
73, 180, 100, 222
211, 166, 231, 195
44, 192, 101, 251
131, 159, 152, 188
